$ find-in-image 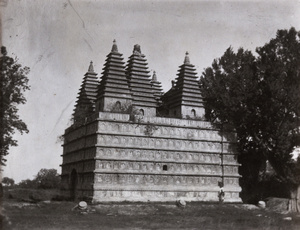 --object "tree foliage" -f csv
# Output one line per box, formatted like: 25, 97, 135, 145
2, 176, 15, 186
200, 28, 300, 200
35, 168, 61, 189
18, 178, 38, 188
17, 168, 61, 189
0, 46, 30, 165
